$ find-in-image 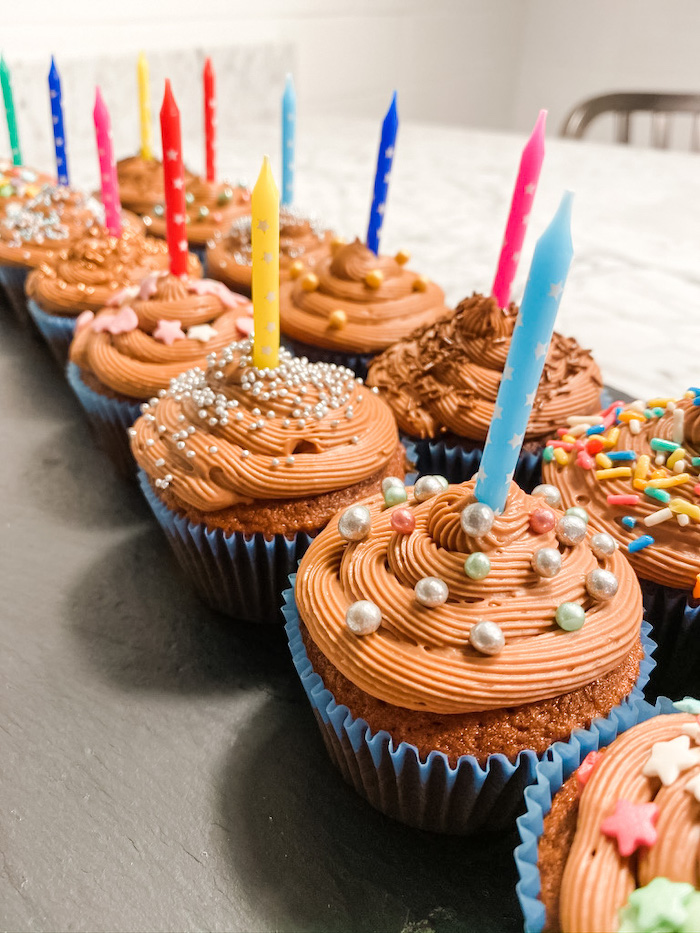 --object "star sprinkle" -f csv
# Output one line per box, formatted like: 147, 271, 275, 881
107, 283, 140, 307
576, 750, 604, 790
75, 310, 94, 333
642, 735, 700, 785
92, 306, 139, 335
153, 318, 186, 345
684, 772, 700, 802
235, 315, 255, 337
600, 799, 658, 856
138, 271, 166, 300
187, 323, 218, 343
618, 878, 694, 933
674, 697, 700, 714
186, 277, 250, 308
